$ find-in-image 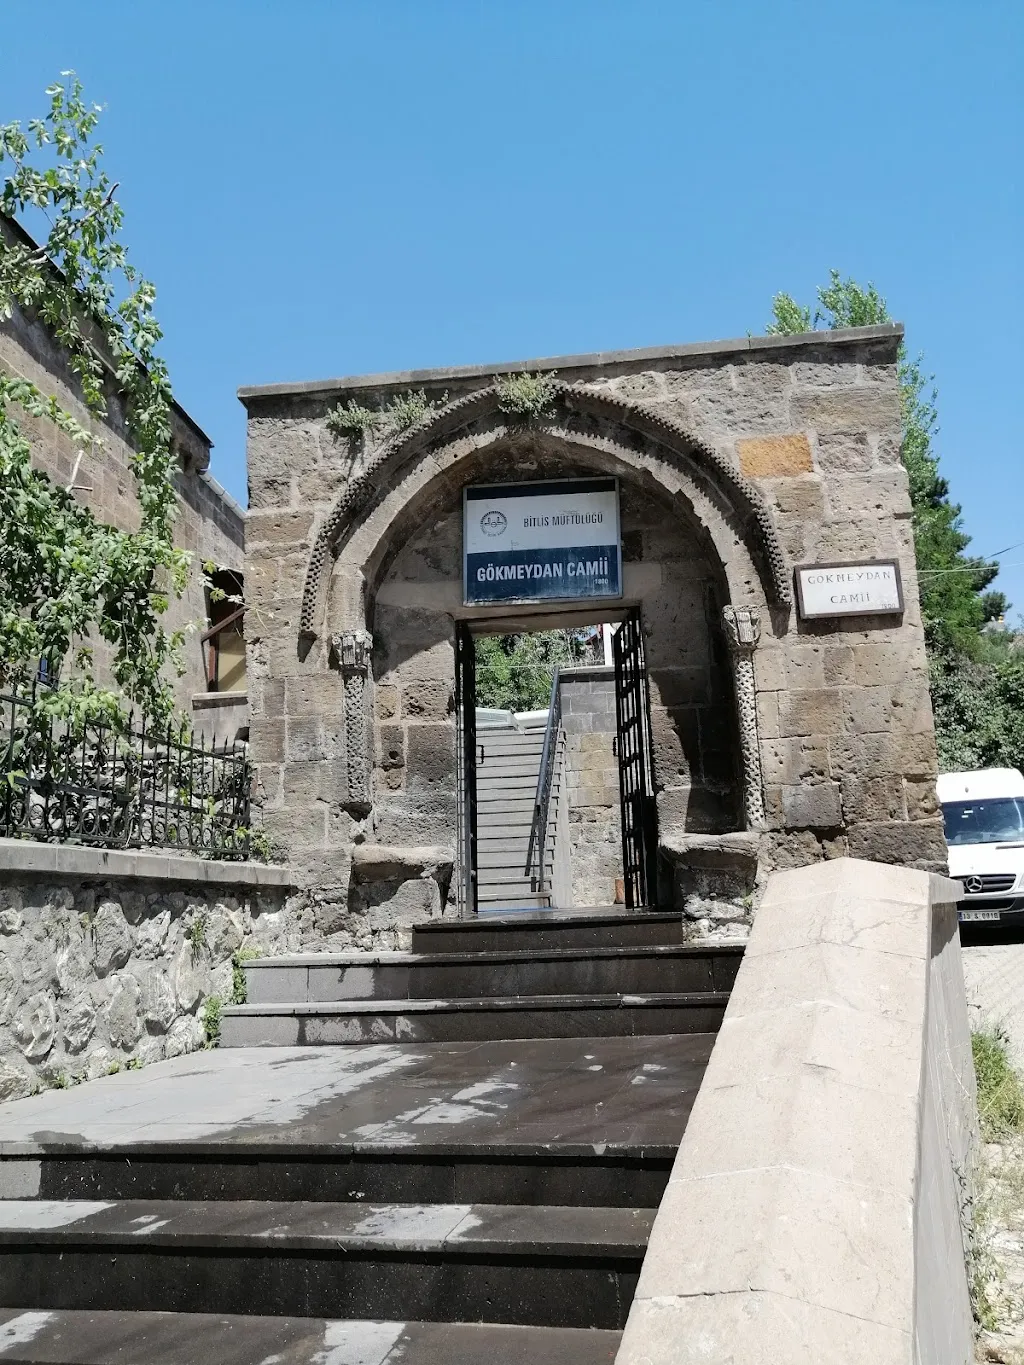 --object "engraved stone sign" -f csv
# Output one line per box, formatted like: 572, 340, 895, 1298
795, 561, 904, 619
